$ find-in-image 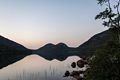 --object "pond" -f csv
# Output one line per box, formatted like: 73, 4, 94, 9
0, 55, 82, 80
